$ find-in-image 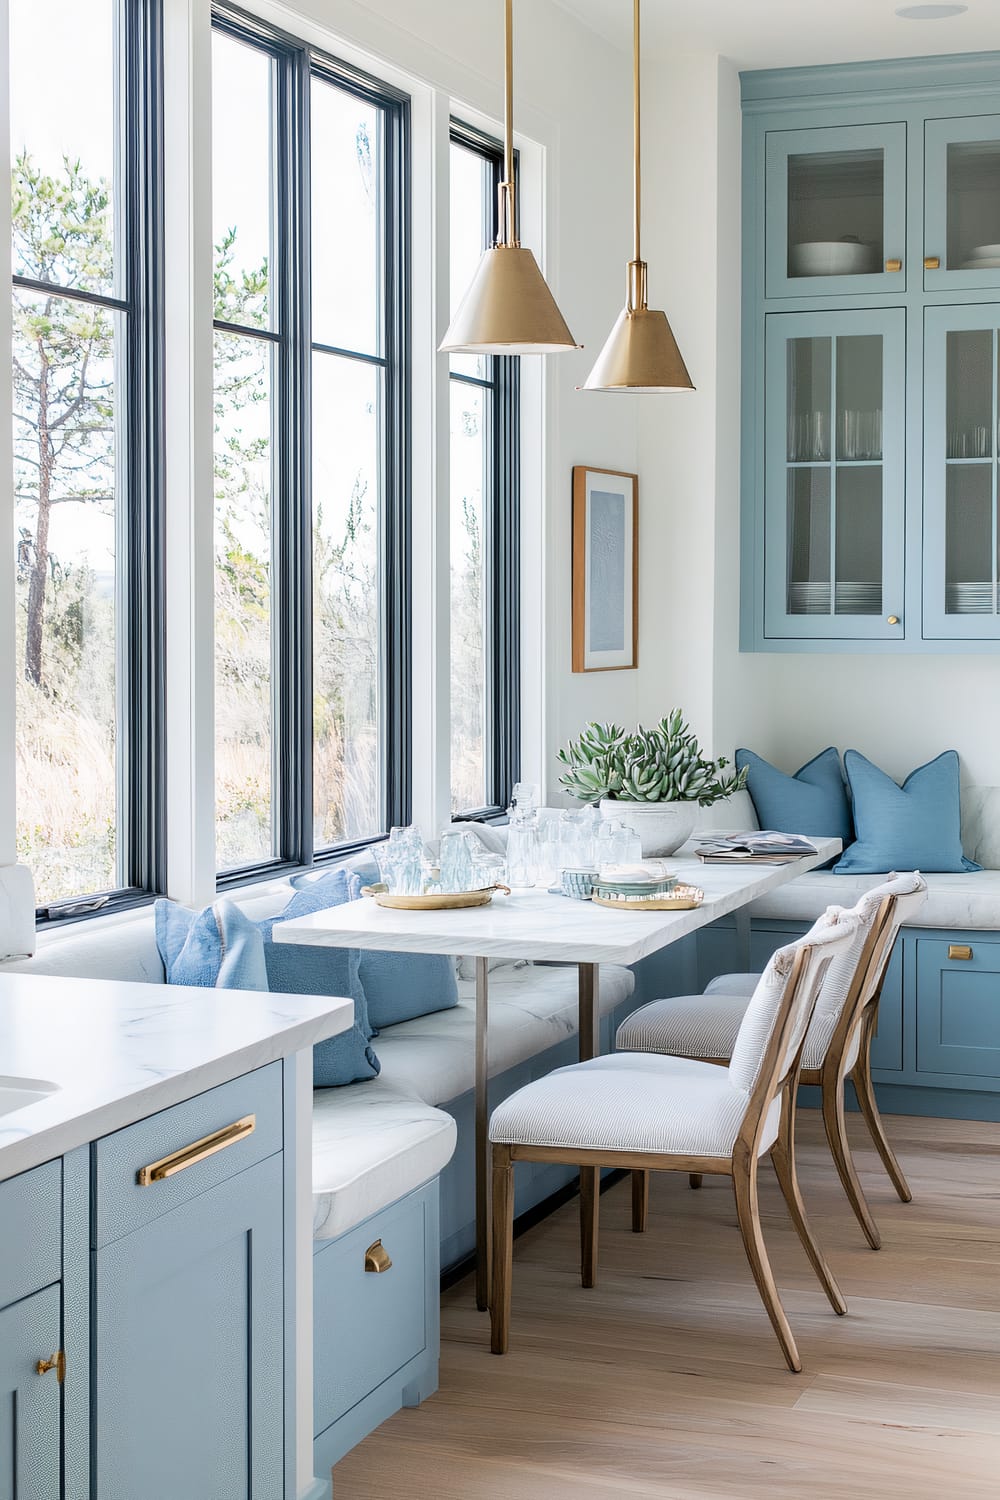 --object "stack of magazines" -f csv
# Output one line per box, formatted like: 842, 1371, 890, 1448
694, 831, 818, 864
